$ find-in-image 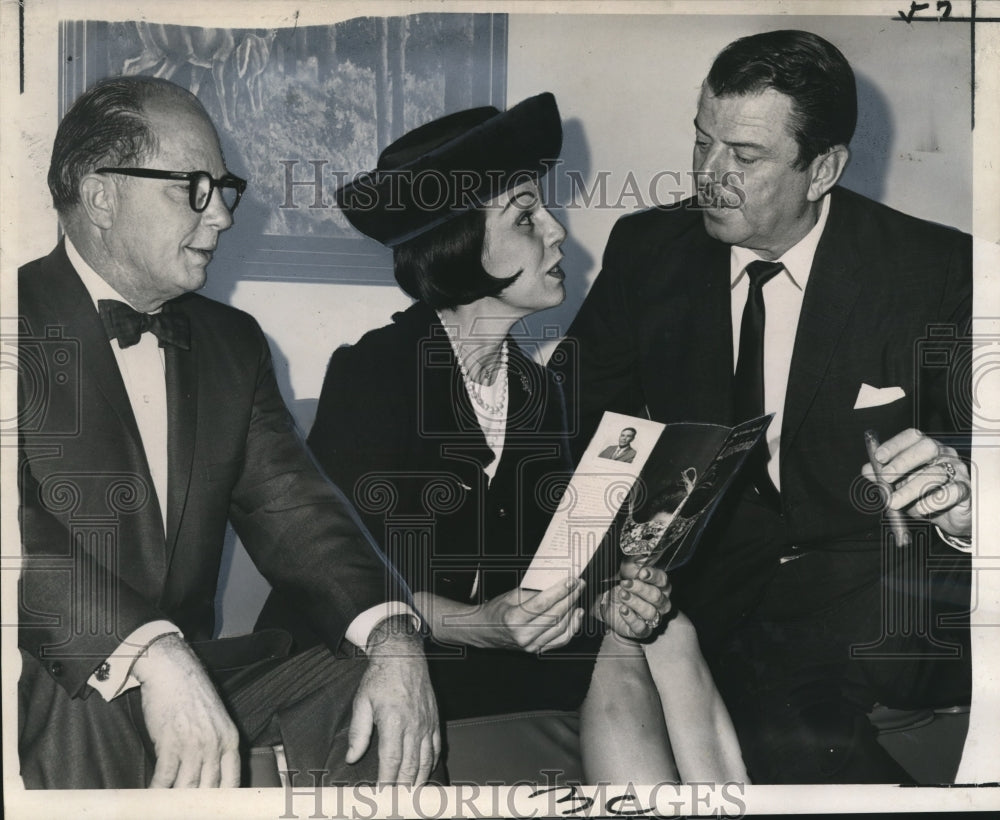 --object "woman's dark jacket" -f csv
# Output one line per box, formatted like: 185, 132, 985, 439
259, 301, 601, 719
